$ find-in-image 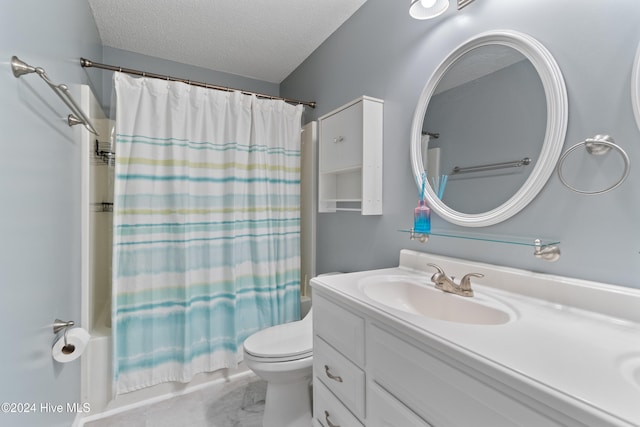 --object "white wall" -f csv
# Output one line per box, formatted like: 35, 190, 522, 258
281, 0, 640, 289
